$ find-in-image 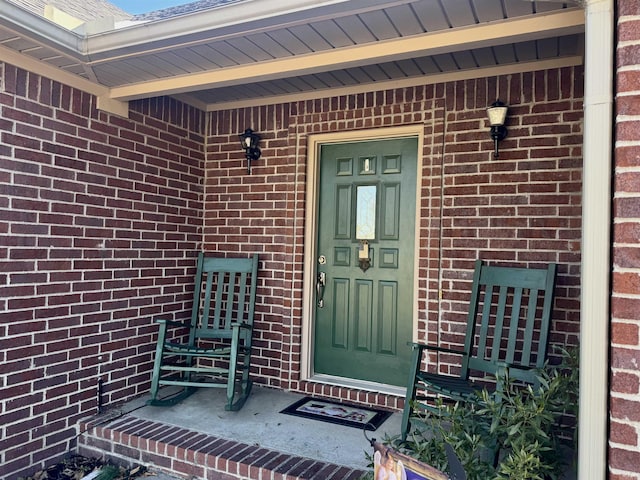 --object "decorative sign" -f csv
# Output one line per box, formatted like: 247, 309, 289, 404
372, 442, 450, 480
